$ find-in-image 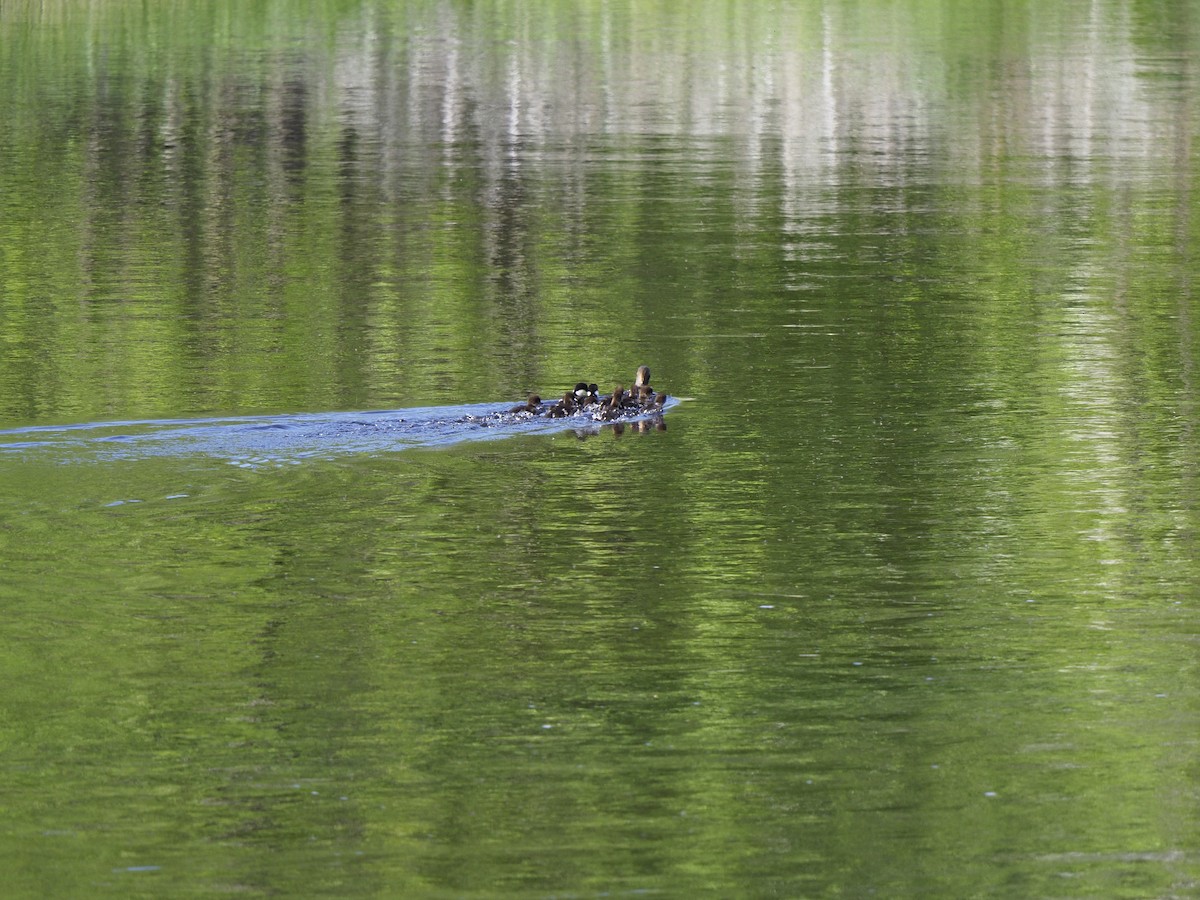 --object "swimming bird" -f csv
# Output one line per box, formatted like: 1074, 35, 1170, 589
508, 394, 541, 414
545, 391, 578, 418
630, 365, 657, 407
632, 383, 654, 405
600, 386, 626, 419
